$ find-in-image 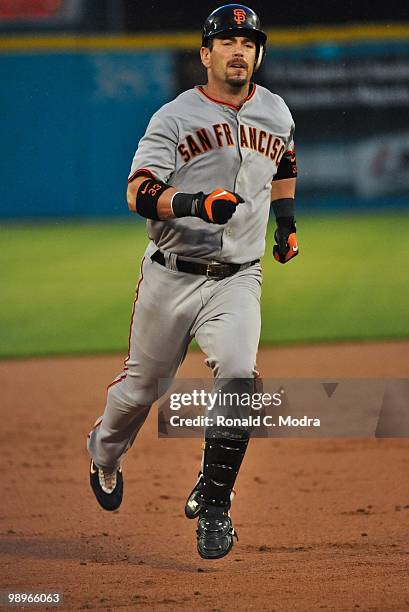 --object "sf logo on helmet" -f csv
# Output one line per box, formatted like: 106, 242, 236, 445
233, 8, 246, 24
